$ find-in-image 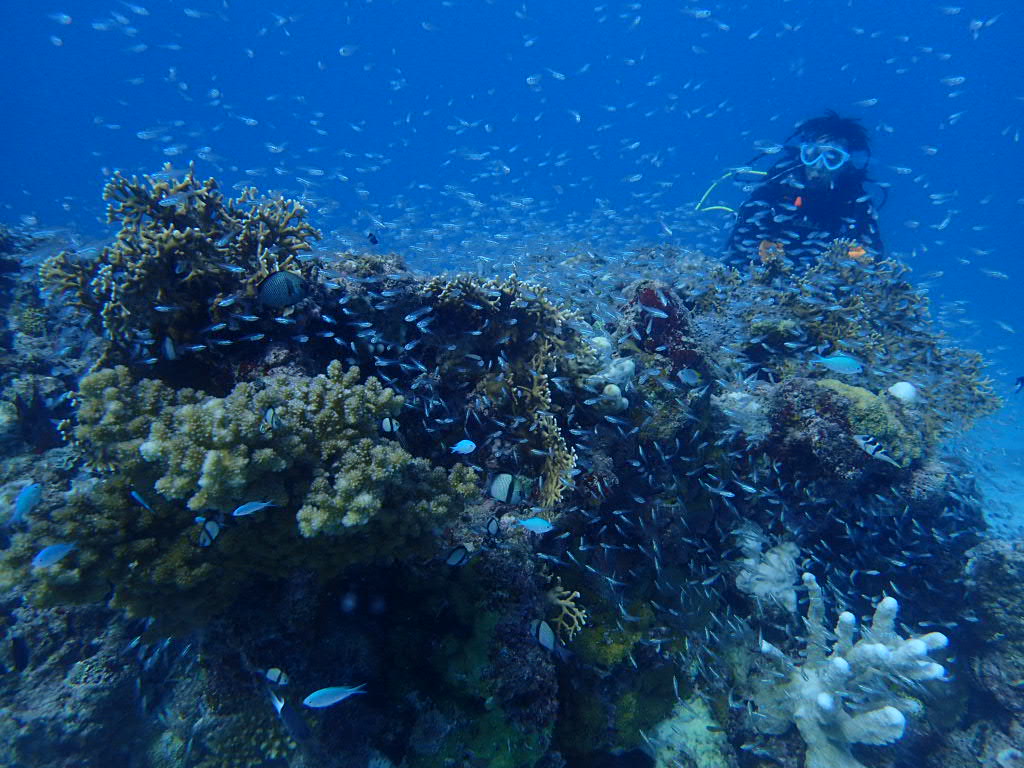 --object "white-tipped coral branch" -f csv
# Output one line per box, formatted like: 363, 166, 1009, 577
751, 572, 949, 768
